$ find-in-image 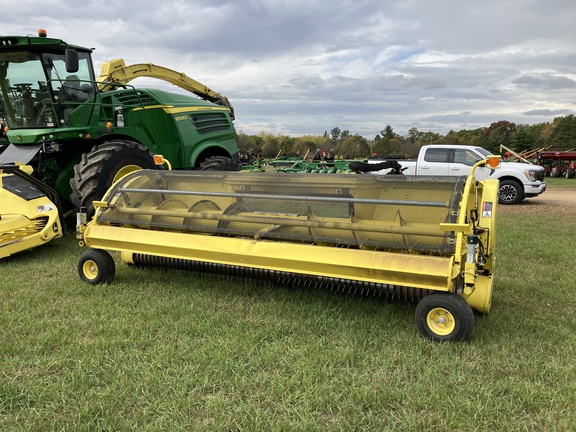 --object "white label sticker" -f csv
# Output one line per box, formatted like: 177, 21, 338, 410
37, 204, 55, 213
482, 202, 493, 218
